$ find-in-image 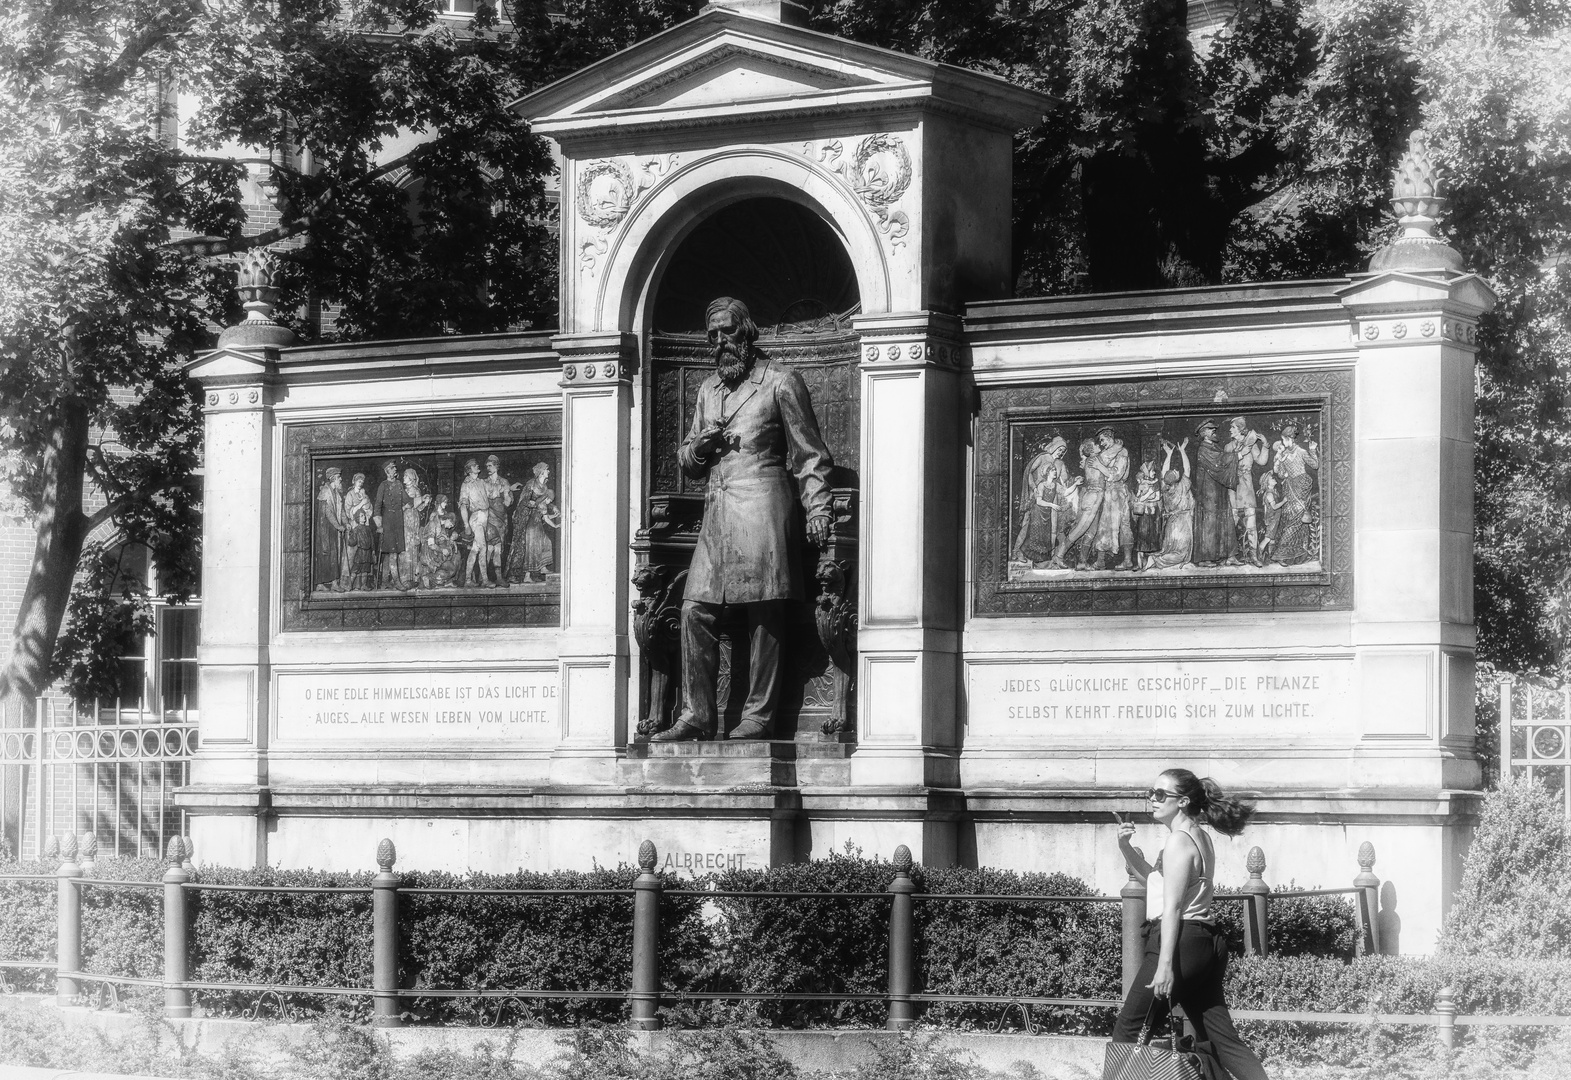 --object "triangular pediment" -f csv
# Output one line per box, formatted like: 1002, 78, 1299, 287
185, 346, 277, 380
597, 44, 877, 111
514, 7, 1052, 138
